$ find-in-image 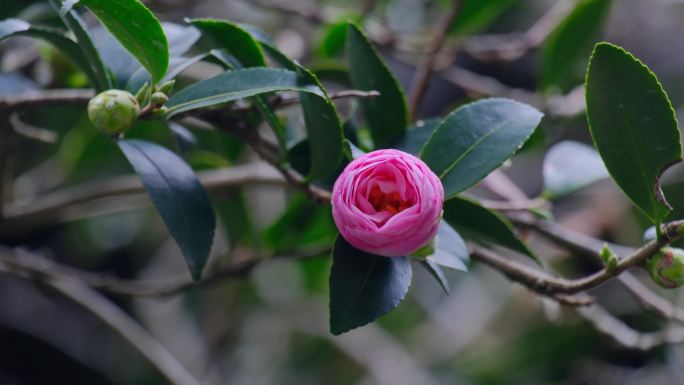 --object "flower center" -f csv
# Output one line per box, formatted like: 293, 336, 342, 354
368, 185, 413, 215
